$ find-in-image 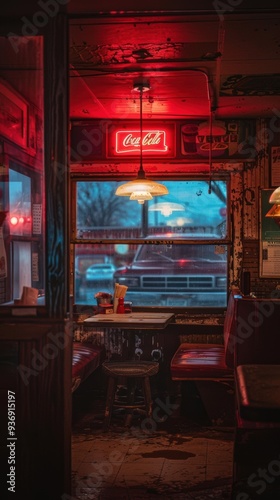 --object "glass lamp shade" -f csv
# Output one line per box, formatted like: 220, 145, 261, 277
149, 202, 185, 217
115, 179, 168, 204
269, 187, 280, 204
